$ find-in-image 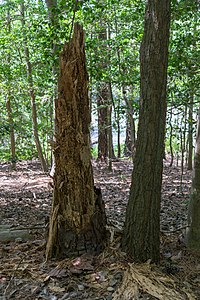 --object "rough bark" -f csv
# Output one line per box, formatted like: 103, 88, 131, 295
186, 107, 200, 251
122, 0, 171, 263
46, 24, 108, 260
